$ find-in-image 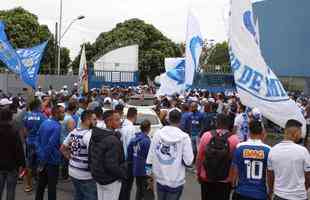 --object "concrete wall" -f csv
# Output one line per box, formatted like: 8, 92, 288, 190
0, 73, 78, 95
